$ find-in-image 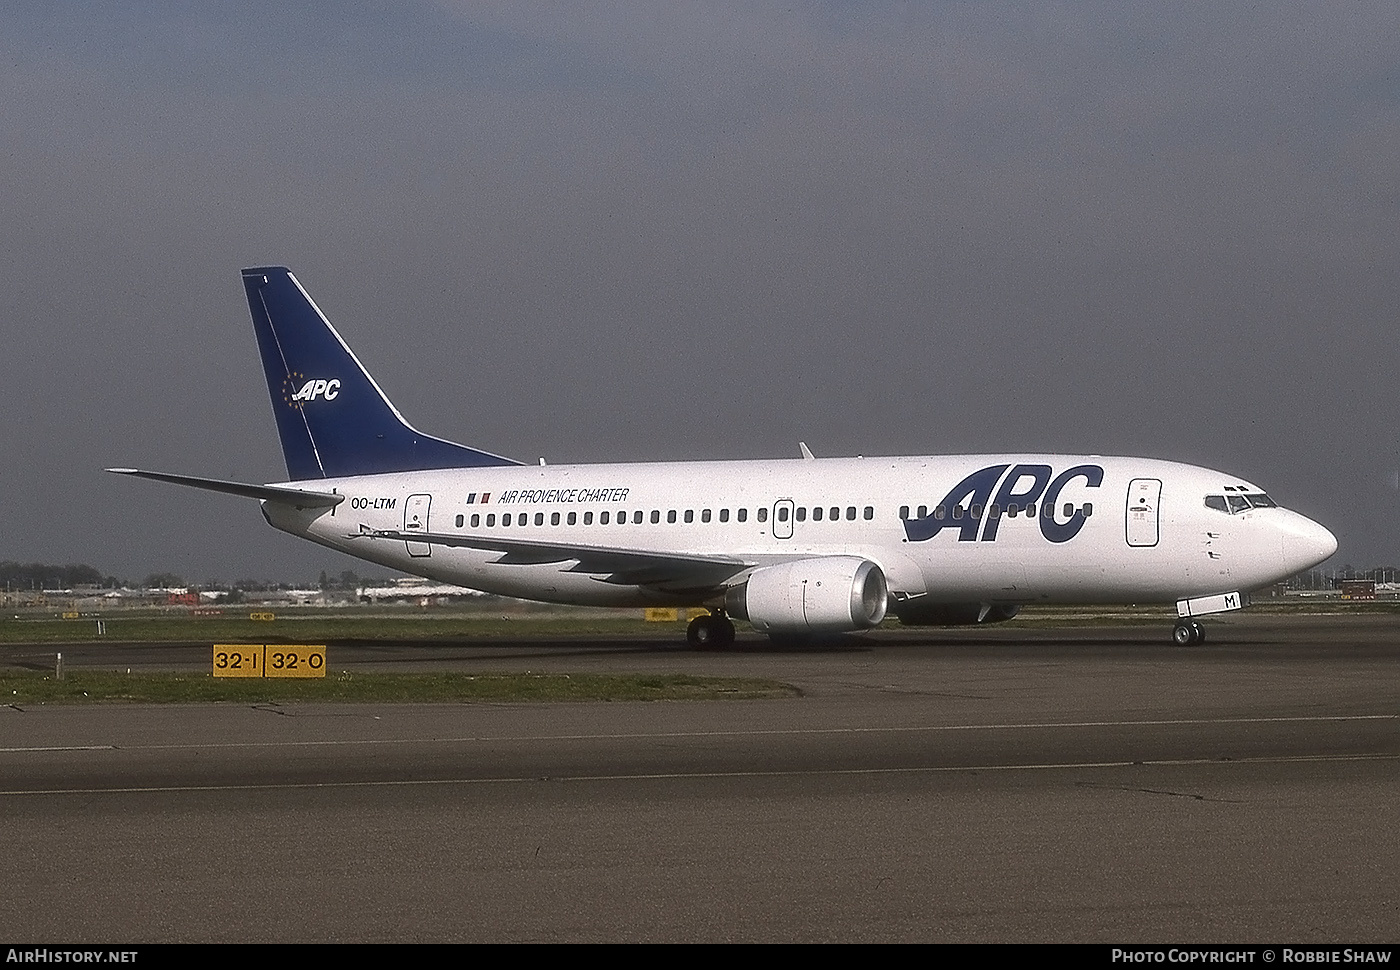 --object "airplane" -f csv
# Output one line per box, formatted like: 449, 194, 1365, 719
109, 266, 1338, 648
